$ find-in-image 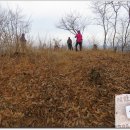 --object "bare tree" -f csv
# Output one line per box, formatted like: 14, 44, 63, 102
117, 17, 130, 52
91, 1, 113, 49
7, 6, 31, 53
0, 6, 8, 54
110, 1, 121, 50
0, 5, 31, 55
56, 11, 88, 35
121, 2, 130, 52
